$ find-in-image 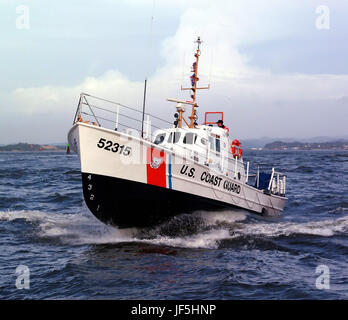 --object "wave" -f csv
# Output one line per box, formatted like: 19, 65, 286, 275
136, 213, 348, 249
294, 165, 314, 173
64, 170, 81, 175
230, 216, 348, 238
0, 210, 135, 245
328, 206, 348, 214
1, 209, 348, 250
0, 168, 28, 178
